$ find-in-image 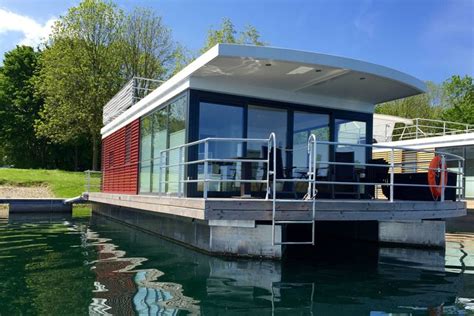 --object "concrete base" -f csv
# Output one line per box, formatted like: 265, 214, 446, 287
92, 202, 282, 259
379, 220, 445, 248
